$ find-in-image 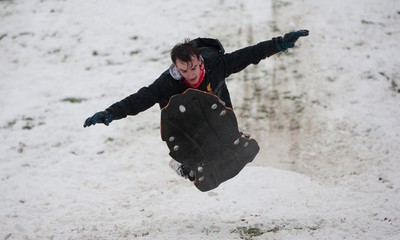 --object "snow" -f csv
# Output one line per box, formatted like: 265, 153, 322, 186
1, 0, 399, 239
